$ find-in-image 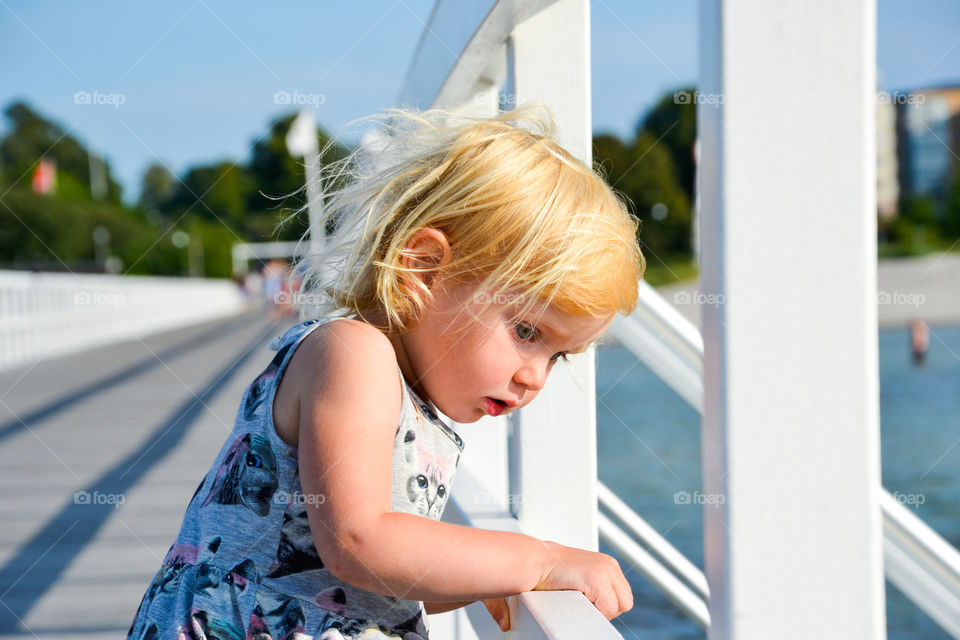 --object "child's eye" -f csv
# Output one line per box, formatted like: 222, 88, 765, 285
514, 322, 537, 342
515, 322, 569, 363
